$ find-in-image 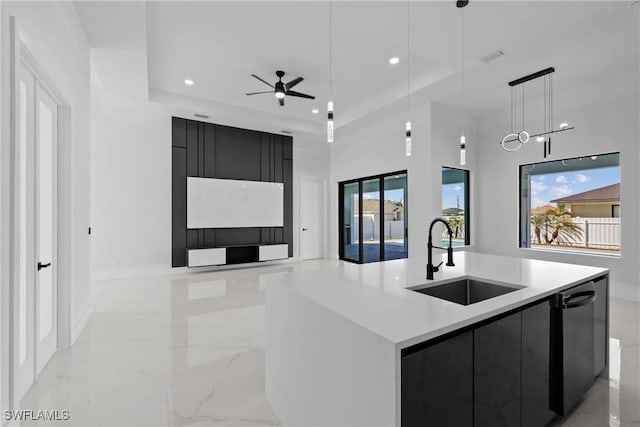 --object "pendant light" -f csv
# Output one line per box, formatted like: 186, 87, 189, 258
404, 0, 412, 156
500, 67, 574, 156
327, 0, 334, 143
458, 0, 468, 165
